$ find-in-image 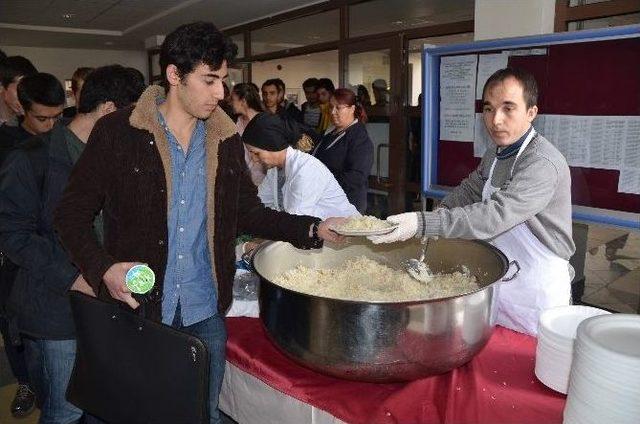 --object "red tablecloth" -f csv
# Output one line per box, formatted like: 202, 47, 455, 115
225, 318, 566, 424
